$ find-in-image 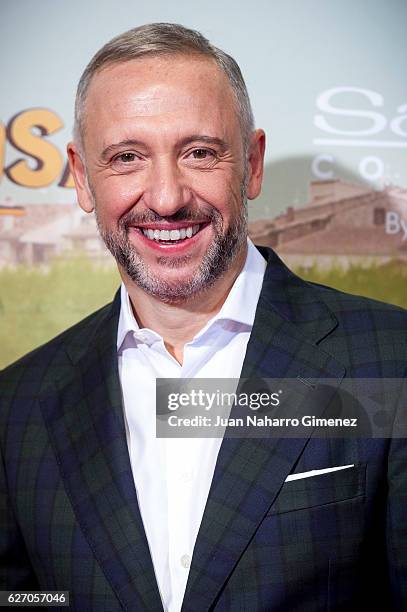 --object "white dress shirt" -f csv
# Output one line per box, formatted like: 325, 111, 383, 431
117, 239, 266, 612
